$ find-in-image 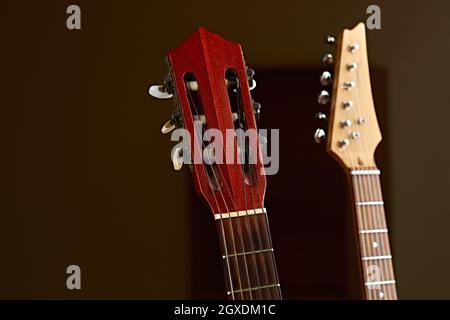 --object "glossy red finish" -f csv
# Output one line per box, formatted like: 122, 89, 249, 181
168, 28, 266, 214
